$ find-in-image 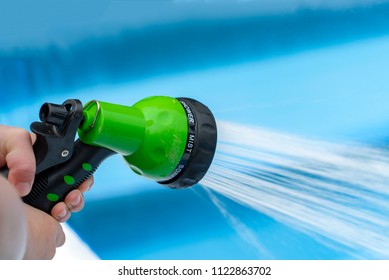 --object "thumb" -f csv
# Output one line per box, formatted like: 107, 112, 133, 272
0, 126, 36, 196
